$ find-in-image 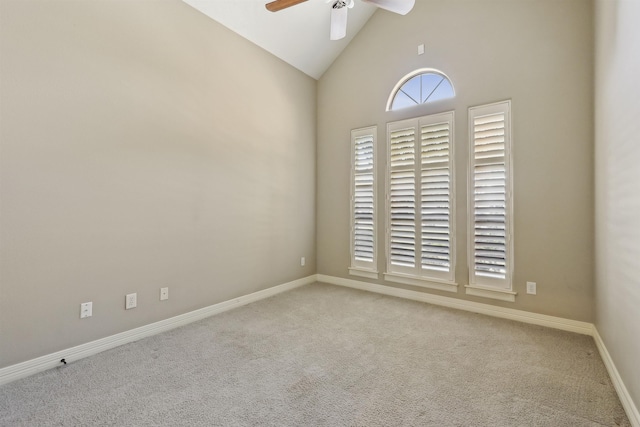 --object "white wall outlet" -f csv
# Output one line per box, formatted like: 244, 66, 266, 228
526, 282, 537, 295
125, 293, 137, 309
418, 44, 425, 55
80, 302, 92, 318
160, 287, 169, 301
301, 257, 305, 267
